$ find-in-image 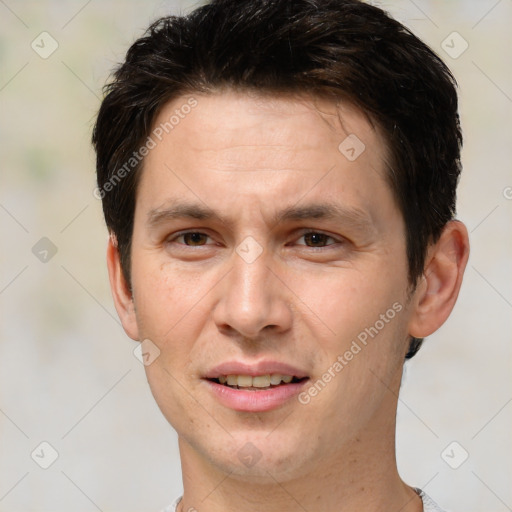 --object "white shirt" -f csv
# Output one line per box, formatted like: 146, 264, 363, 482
161, 487, 447, 511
